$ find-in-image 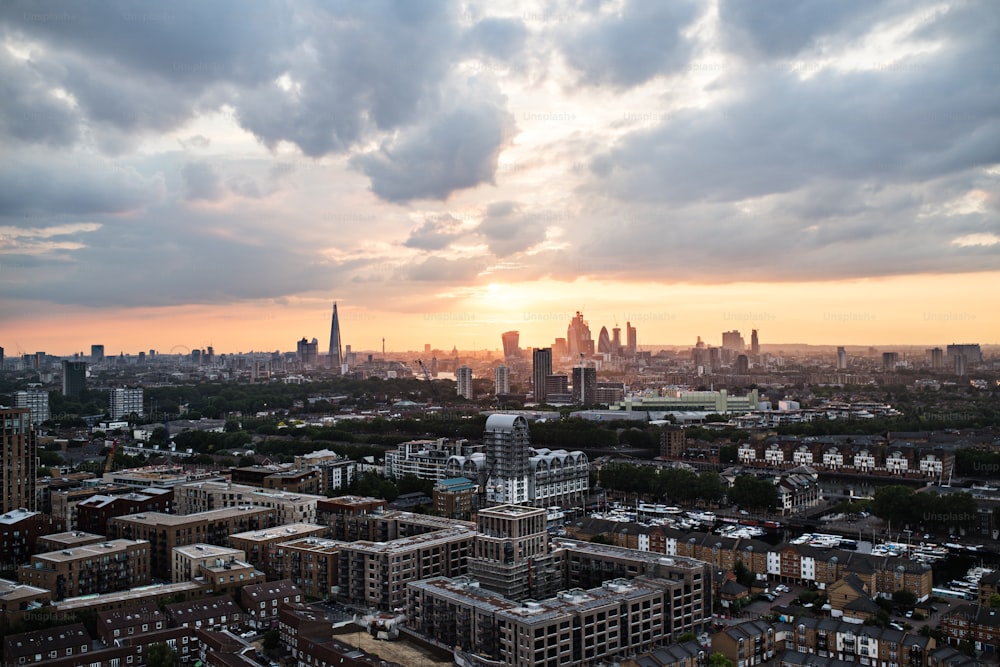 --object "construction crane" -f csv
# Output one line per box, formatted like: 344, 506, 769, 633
414, 359, 437, 401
